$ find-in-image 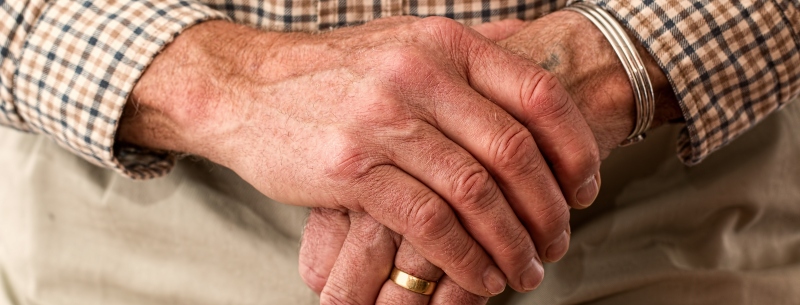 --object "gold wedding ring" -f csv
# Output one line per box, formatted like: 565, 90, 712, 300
389, 267, 437, 296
